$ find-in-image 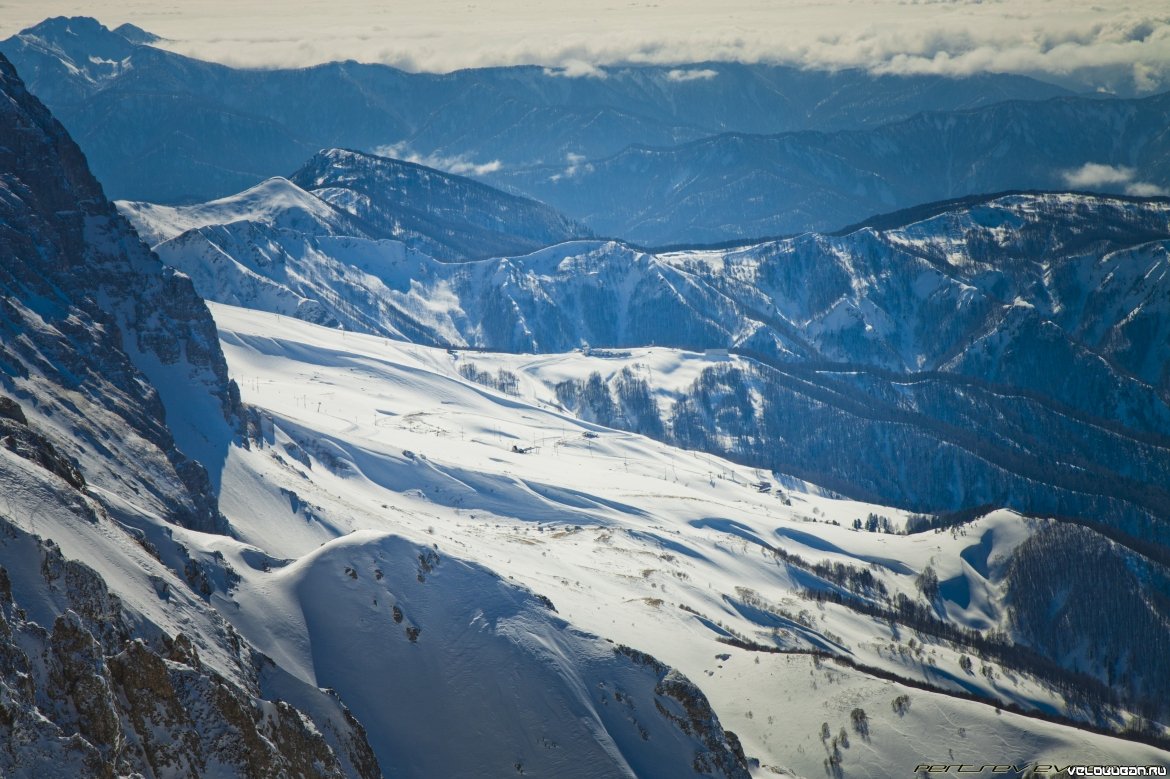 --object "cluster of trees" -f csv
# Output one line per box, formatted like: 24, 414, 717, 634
853, 513, 895, 533
554, 368, 664, 437
904, 506, 993, 534
575, 358, 1168, 547
765, 535, 1158, 730
670, 367, 756, 455
916, 565, 940, 600
769, 546, 889, 602
803, 578, 1137, 729
458, 362, 520, 395
1005, 523, 1170, 720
